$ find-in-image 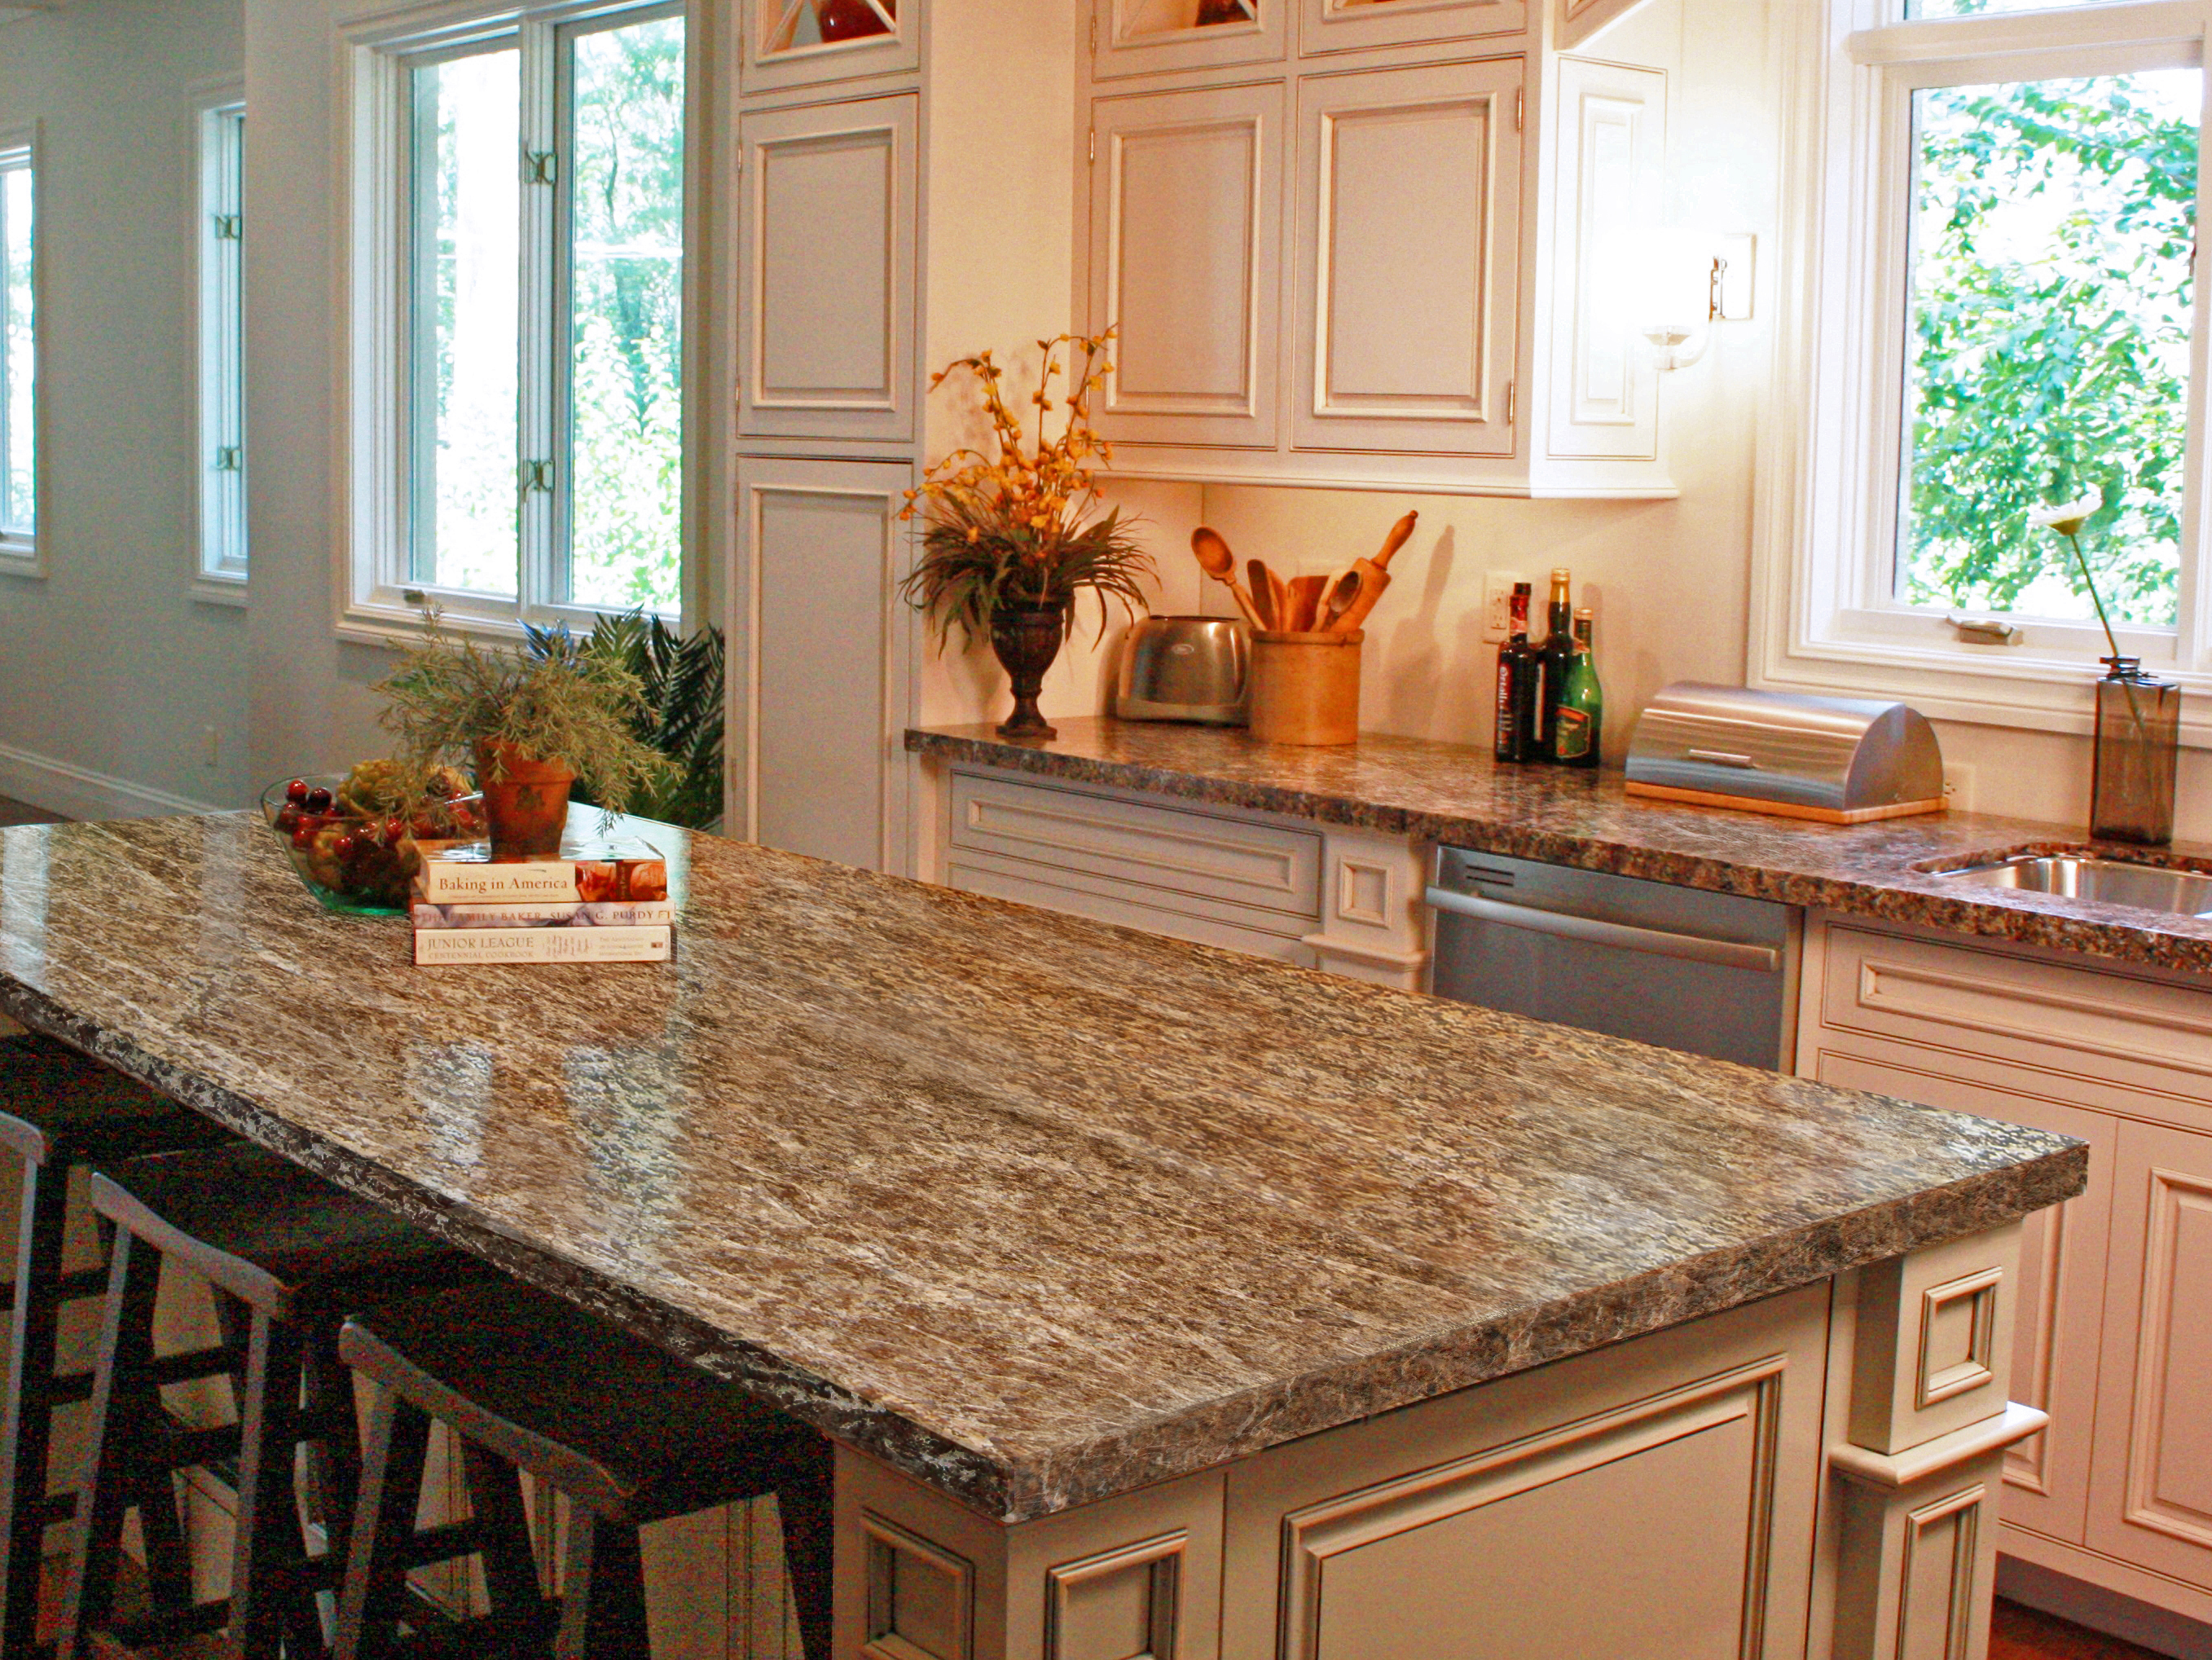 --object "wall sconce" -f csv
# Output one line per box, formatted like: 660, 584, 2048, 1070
1639, 230, 1756, 373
